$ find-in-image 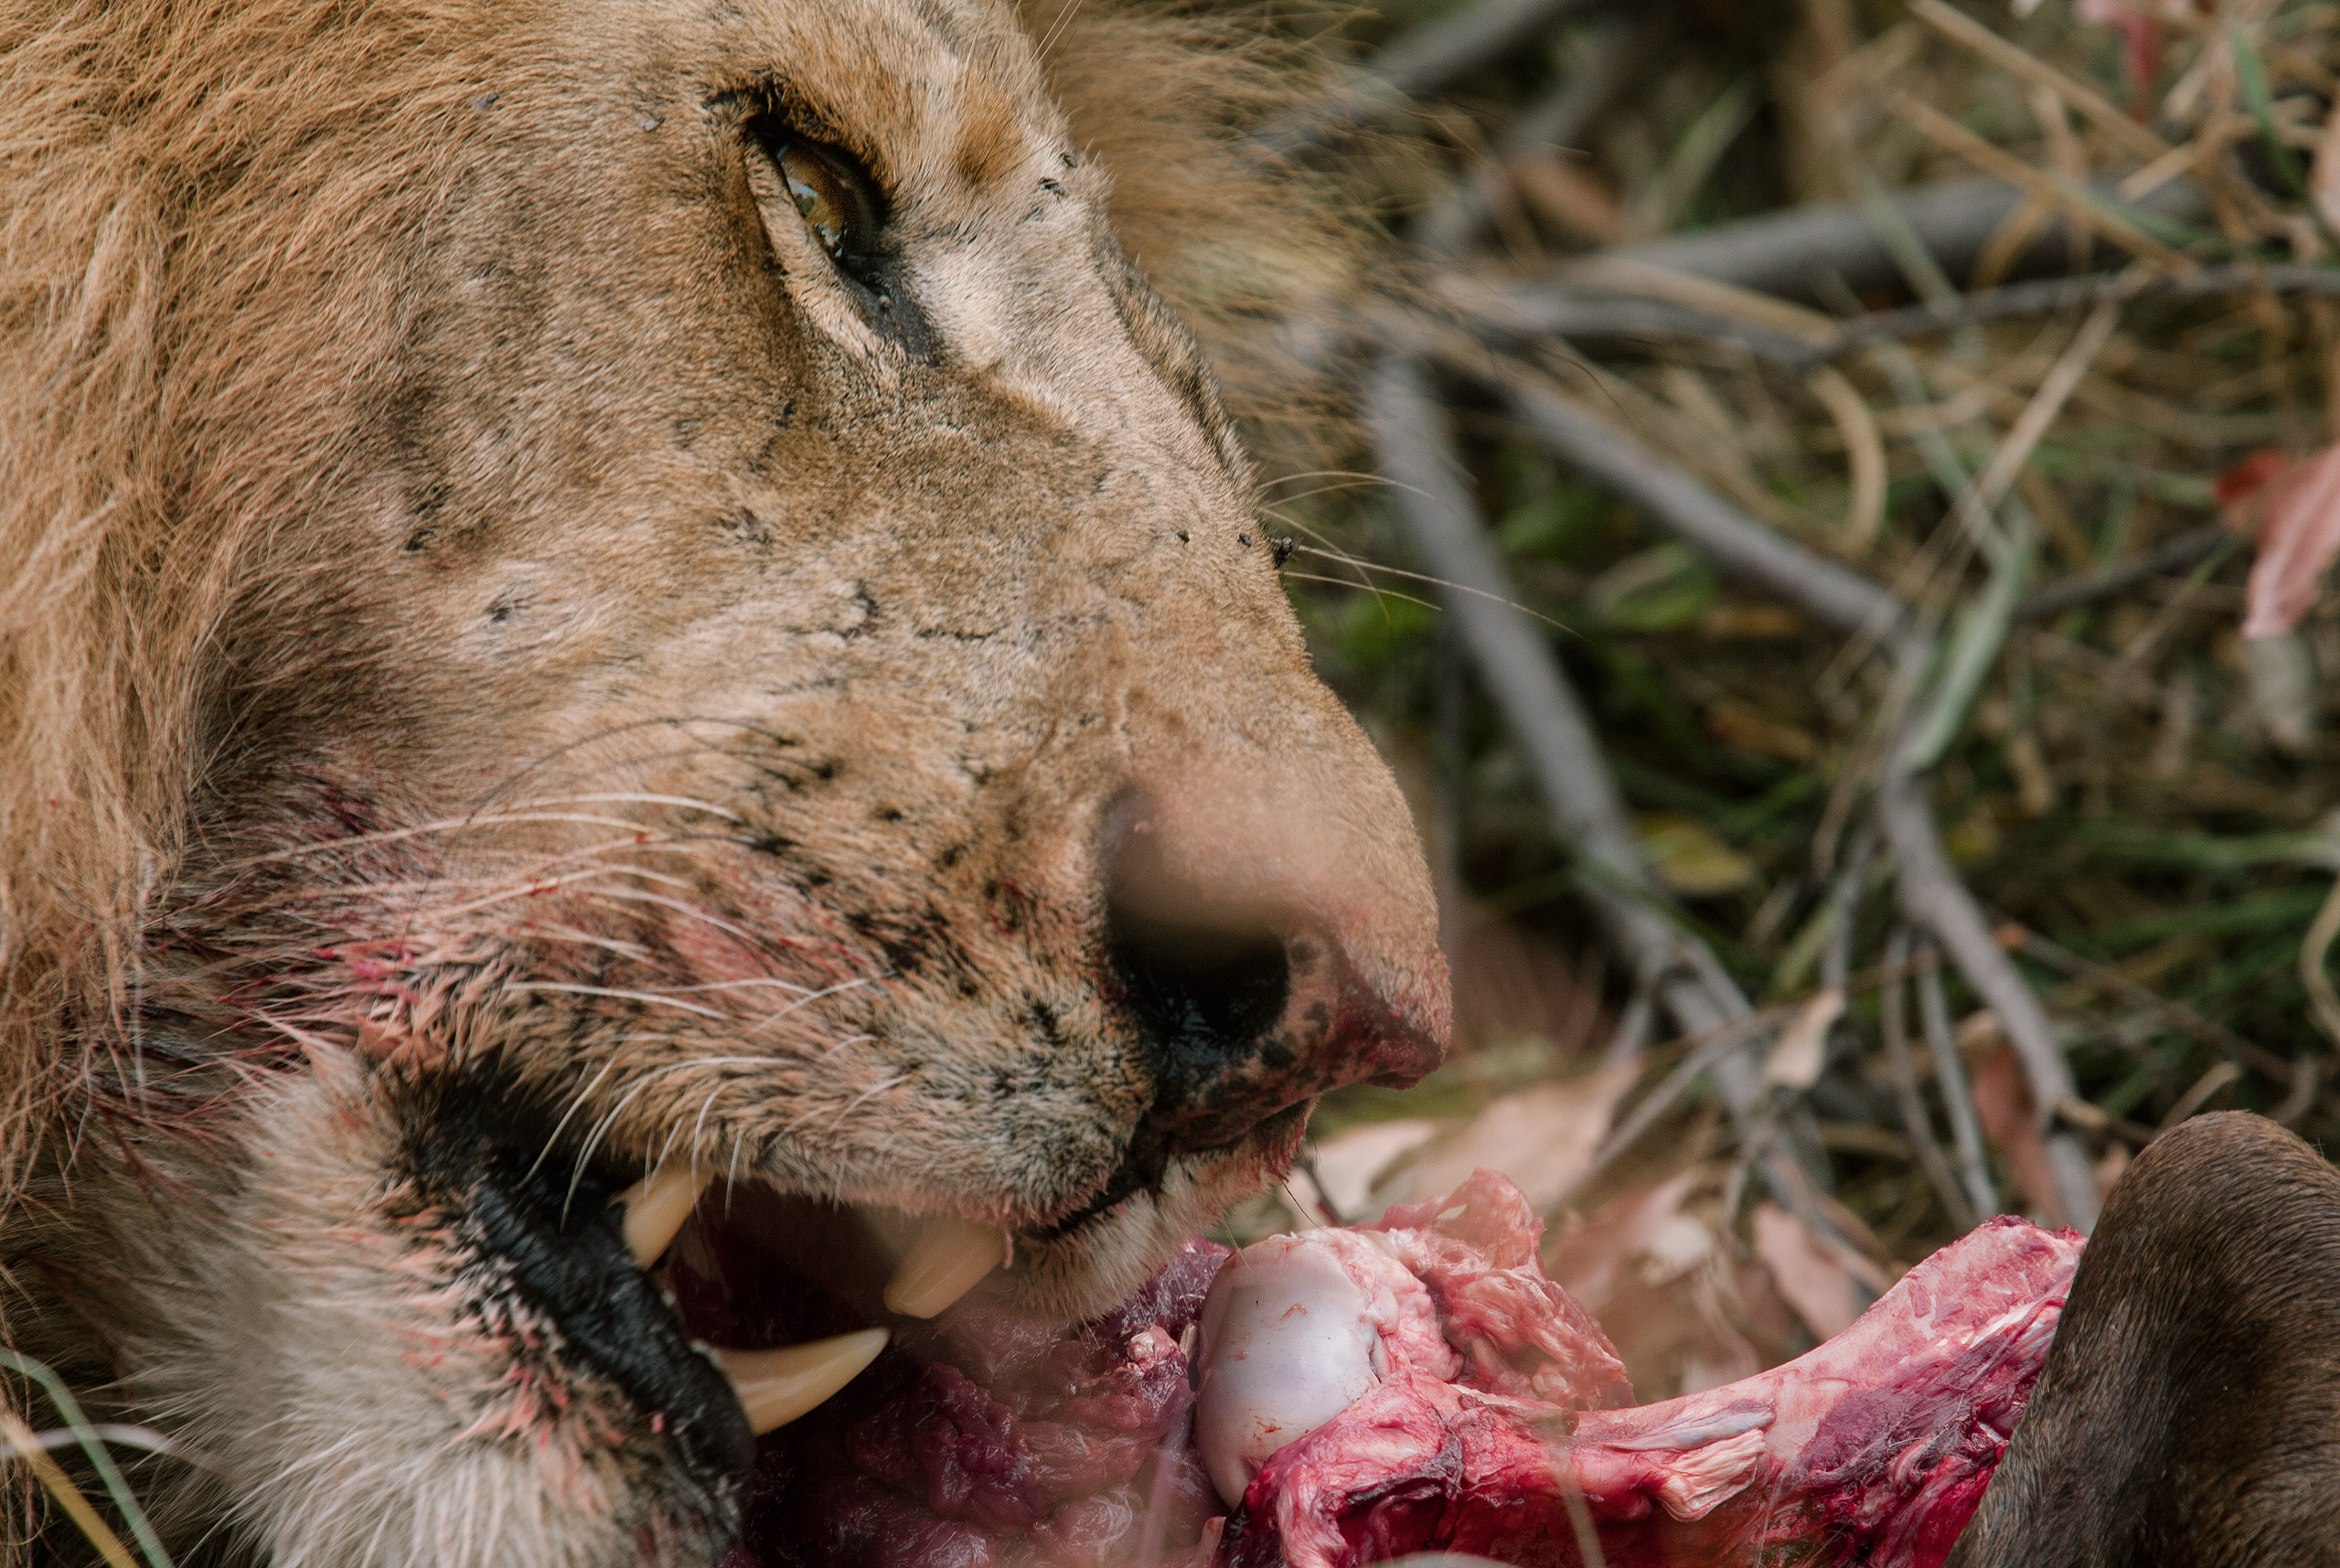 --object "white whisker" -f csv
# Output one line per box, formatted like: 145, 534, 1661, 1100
560, 1056, 778, 1213
572, 888, 758, 943
745, 977, 880, 1033
501, 984, 730, 1020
